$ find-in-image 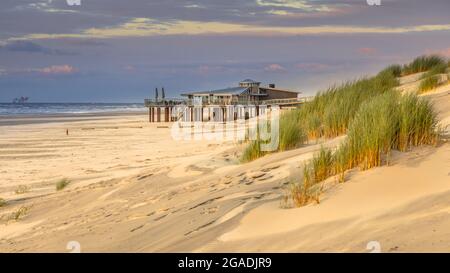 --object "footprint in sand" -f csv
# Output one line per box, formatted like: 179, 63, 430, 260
261, 165, 280, 172
201, 206, 219, 215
